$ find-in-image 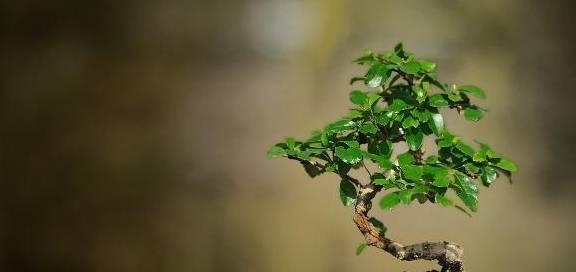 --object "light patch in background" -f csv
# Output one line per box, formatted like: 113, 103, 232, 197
243, 0, 320, 58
